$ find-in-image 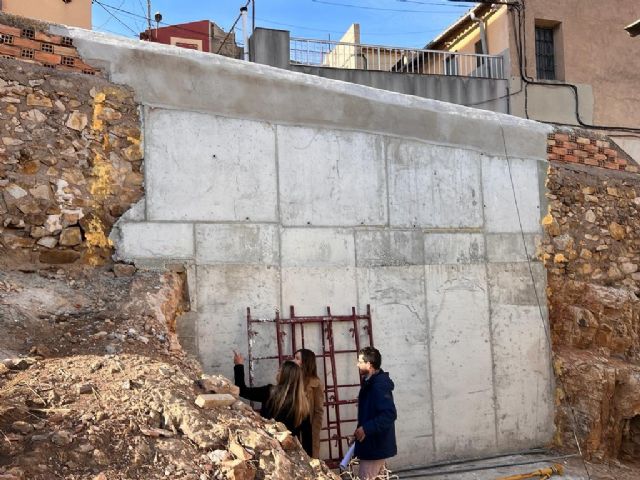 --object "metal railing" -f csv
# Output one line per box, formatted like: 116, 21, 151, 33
290, 37, 505, 80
